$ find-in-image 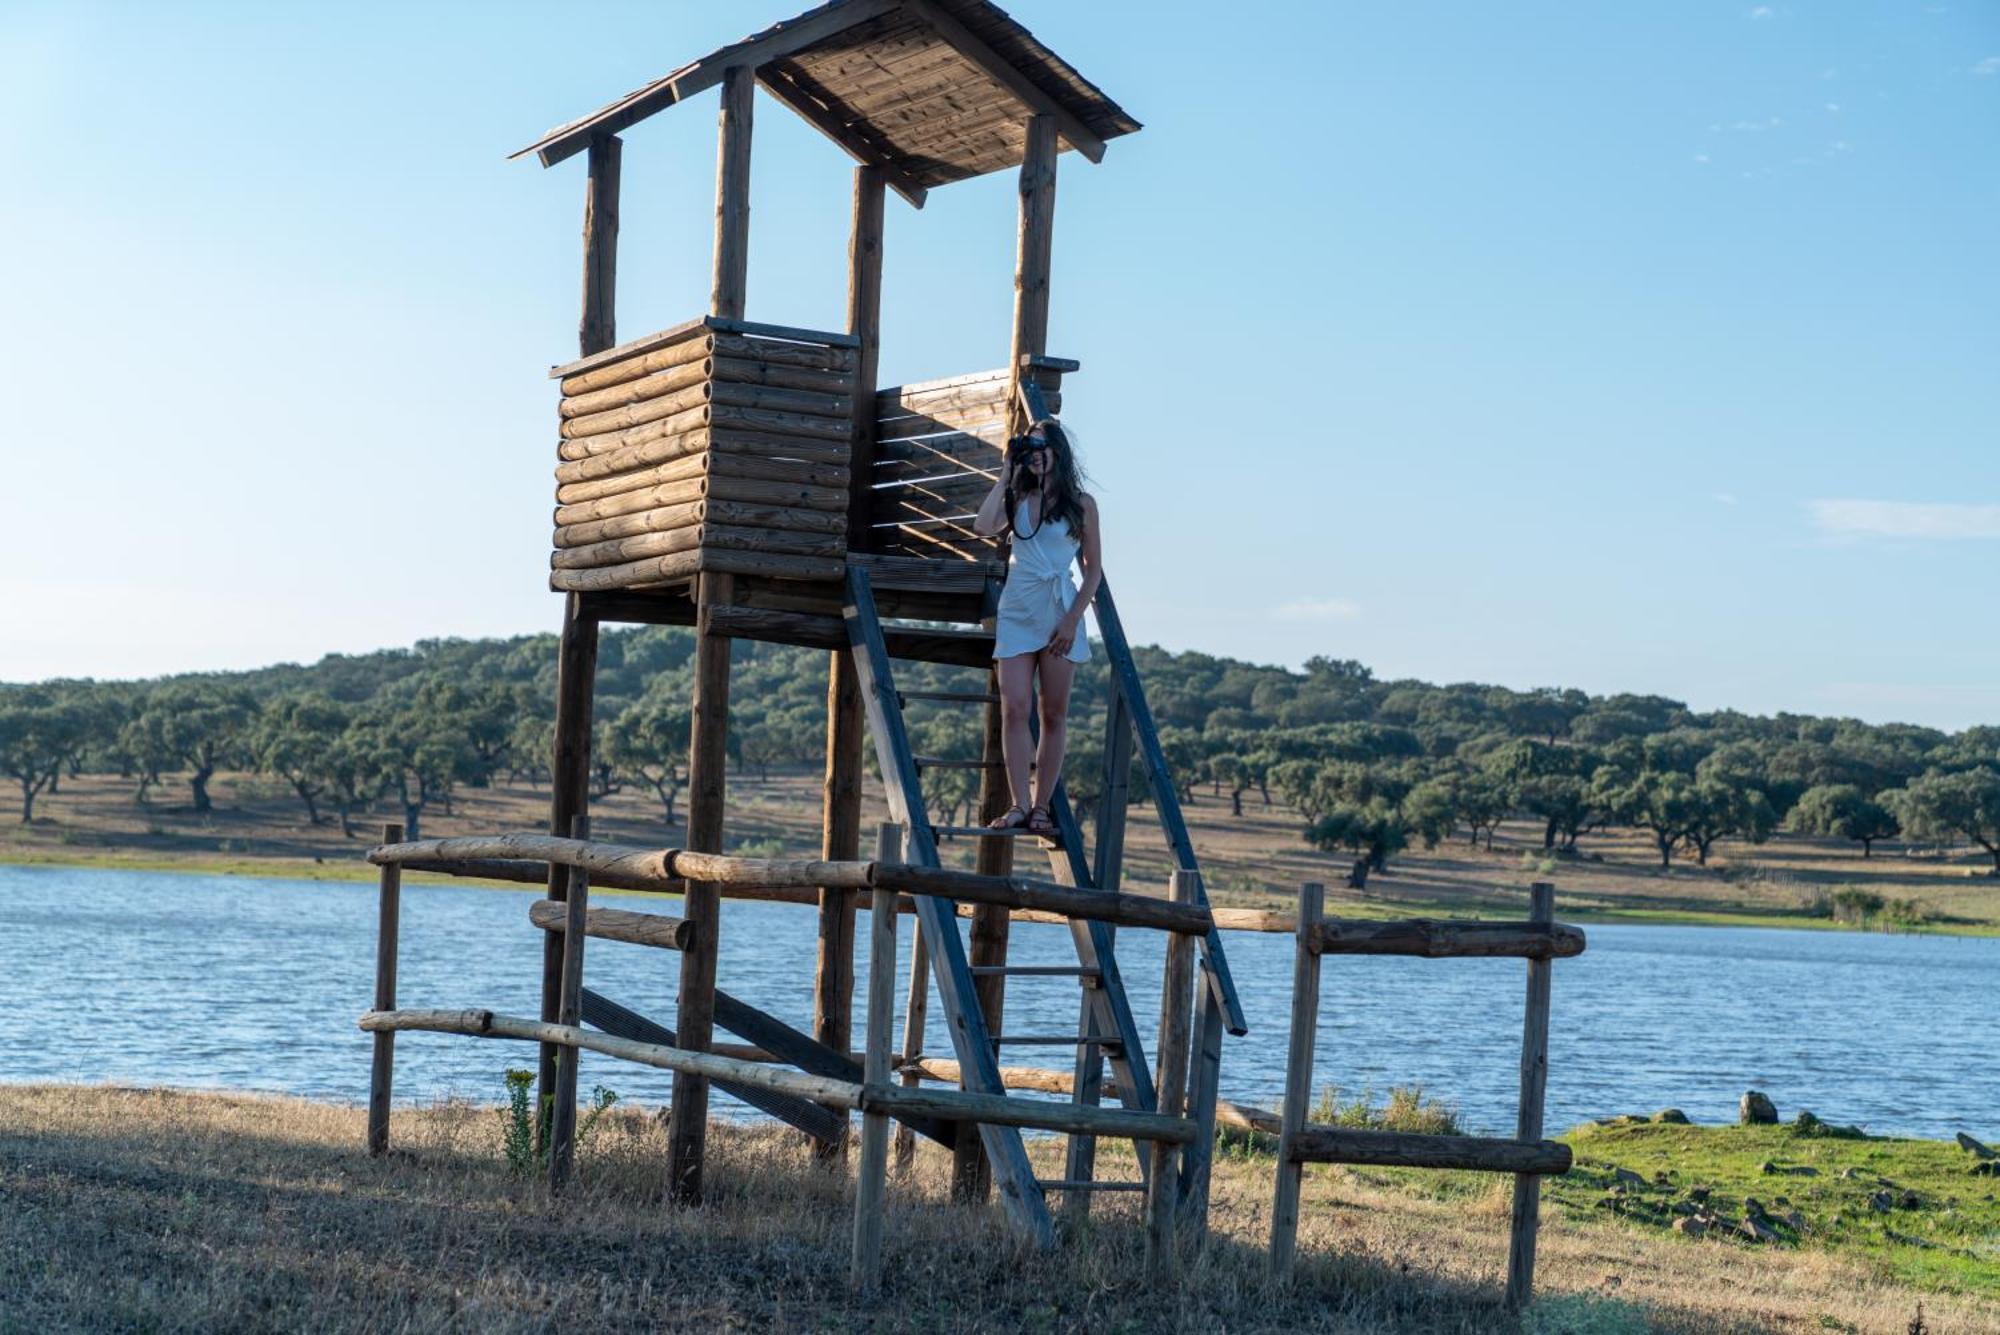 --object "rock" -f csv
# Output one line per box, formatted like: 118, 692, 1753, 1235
1687, 1186, 1711, 1203
1738, 1216, 1782, 1244
1957, 1131, 1997, 1160
1740, 1090, 1779, 1125
1614, 1167, 1647, 1188
1759, 1160, 1778, 1175
1900, 1189, 1921, 1210
1743, 1197, 1767, 1219
1967, 1161, 2000, 1178
1654, 1108, 1690, 1125
1868, 1191, 1894, 1213
1839, 1166, 1860, 1180
1783, 1210, 1807, 1232
1672, 1215, 1707, 1238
